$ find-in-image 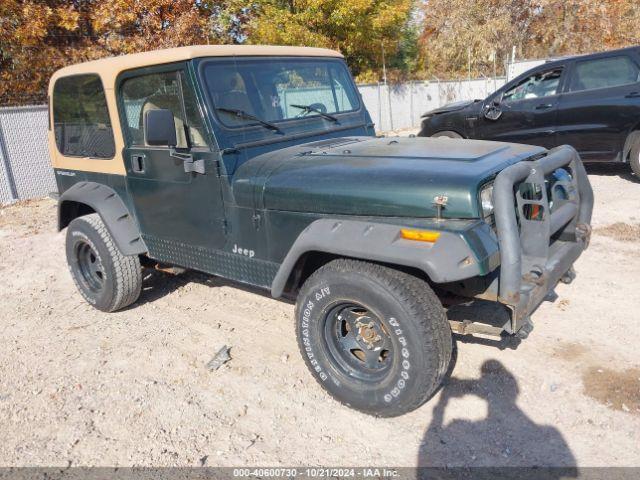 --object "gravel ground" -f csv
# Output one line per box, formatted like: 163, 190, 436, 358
0, 163, 639, 468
